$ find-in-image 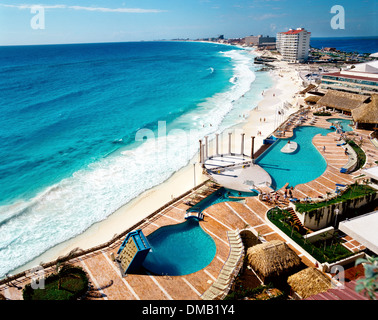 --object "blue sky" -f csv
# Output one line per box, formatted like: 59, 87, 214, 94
0, 0, 376, 45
